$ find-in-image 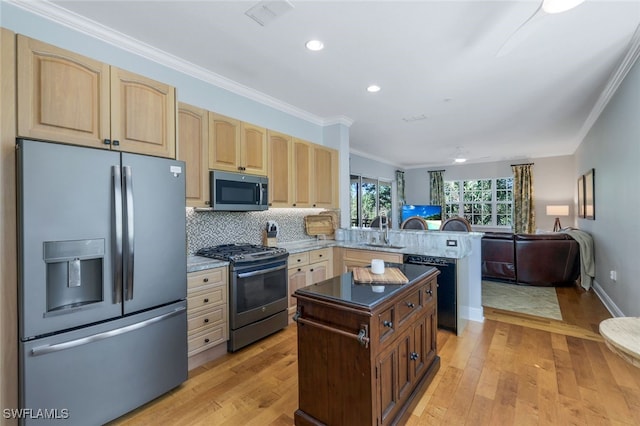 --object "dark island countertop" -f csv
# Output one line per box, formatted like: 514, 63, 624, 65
294, 262, 438, 310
